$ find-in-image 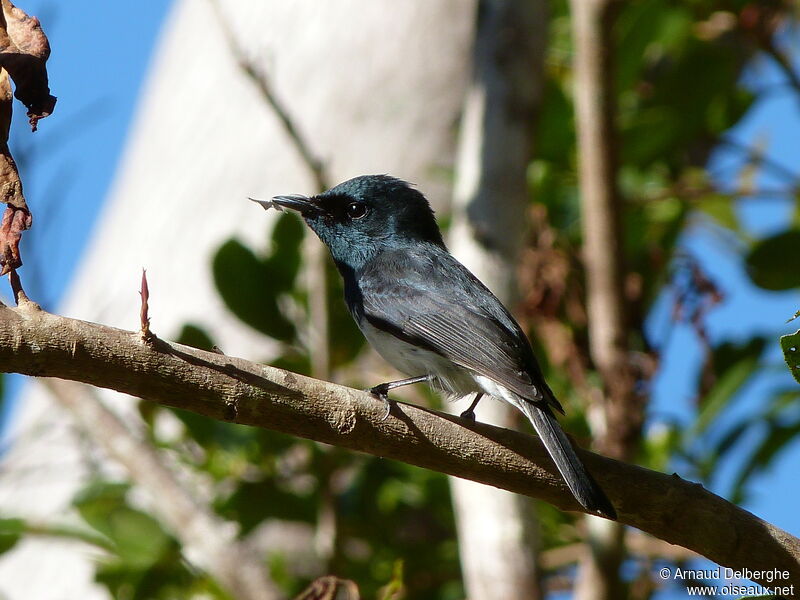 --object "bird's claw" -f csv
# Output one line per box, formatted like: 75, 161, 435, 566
367, 385, 393, 421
